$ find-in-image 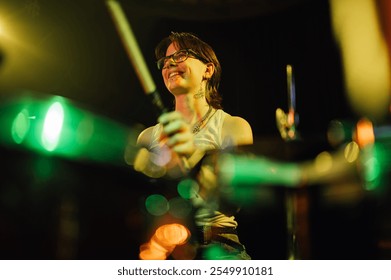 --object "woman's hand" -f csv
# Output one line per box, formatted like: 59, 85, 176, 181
158, 111, 197, 157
